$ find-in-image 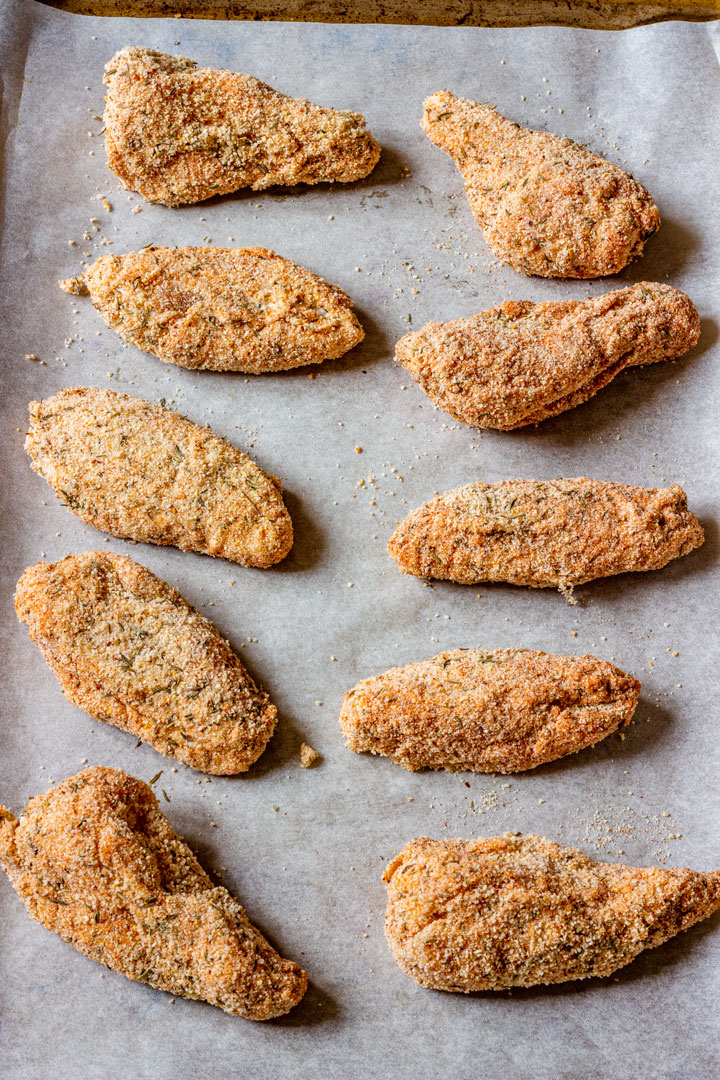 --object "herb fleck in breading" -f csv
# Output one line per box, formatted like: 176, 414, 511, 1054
422, 91, 660, 278
61, 246, 364, 374
104, 47, 380, 206
388, 478, 703, 591
15, 552, 277, 774
383, 835, 720, 991
26, 387, 292, 567
340, 648, 640, 773
396, 283, 699, 430
0, 768, 307, 1017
